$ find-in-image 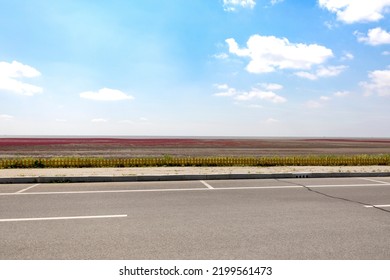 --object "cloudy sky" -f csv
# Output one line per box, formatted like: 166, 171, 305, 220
0, 0, 389, 136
